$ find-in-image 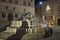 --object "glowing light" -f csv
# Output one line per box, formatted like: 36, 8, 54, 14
39, 2, 43, 5
46, 5, 50, 11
